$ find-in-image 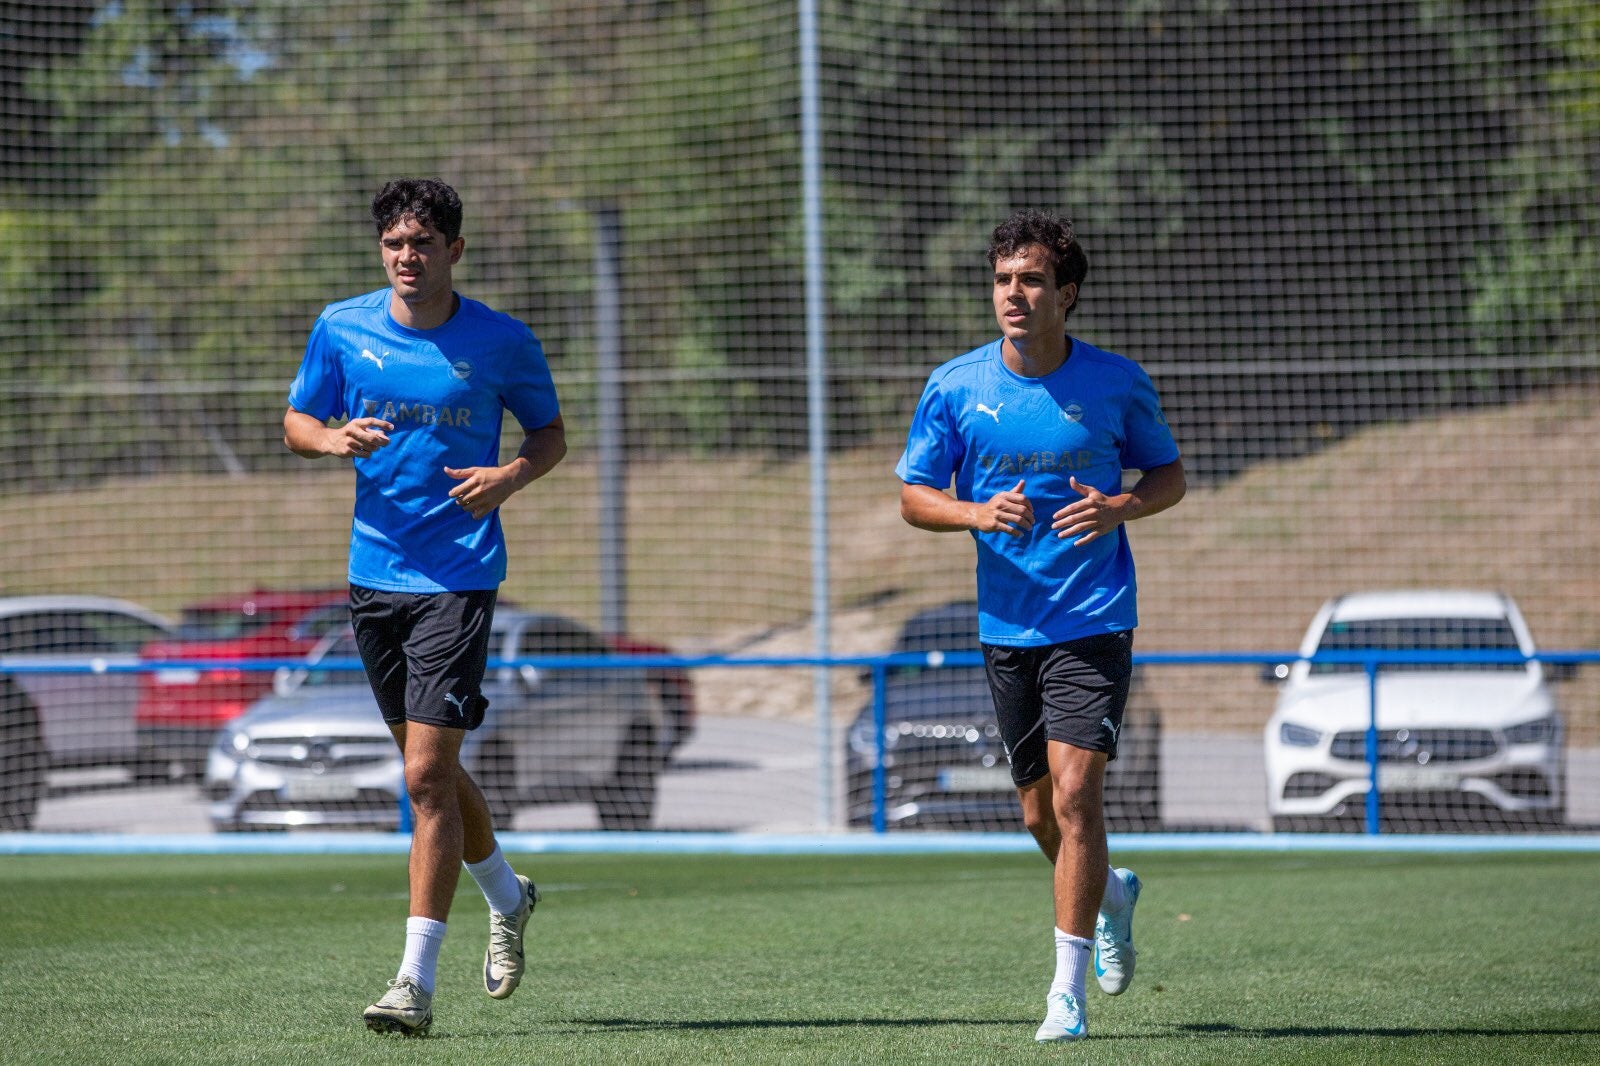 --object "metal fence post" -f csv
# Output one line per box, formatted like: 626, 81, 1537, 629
397, 768, 412, 834
1364, 659, 1380, 835
871, 661, 888, 834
